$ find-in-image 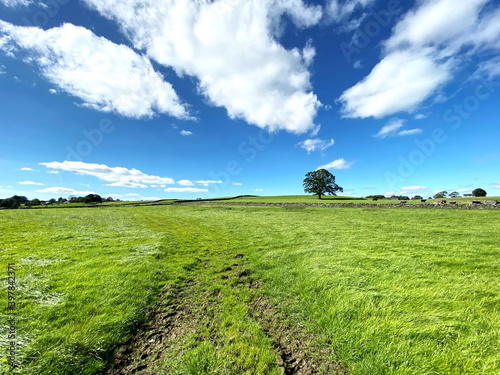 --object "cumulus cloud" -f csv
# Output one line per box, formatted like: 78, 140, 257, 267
318, 158, 353, 170
19, 180, 43, 185
373, 119, 422, 138
297, 138, 334, 154
0, 21, 190, 119
20, 167, 36, 171
180, 130, 193, 136
35, 187, 95, 195
164, 187, 208, 193
82, 0, 322, 133
232, 182, 243, 186
340, 51, 451, 118
339, 0, 500, 118
255, 188, 264, 192
39, 161, 175, 187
